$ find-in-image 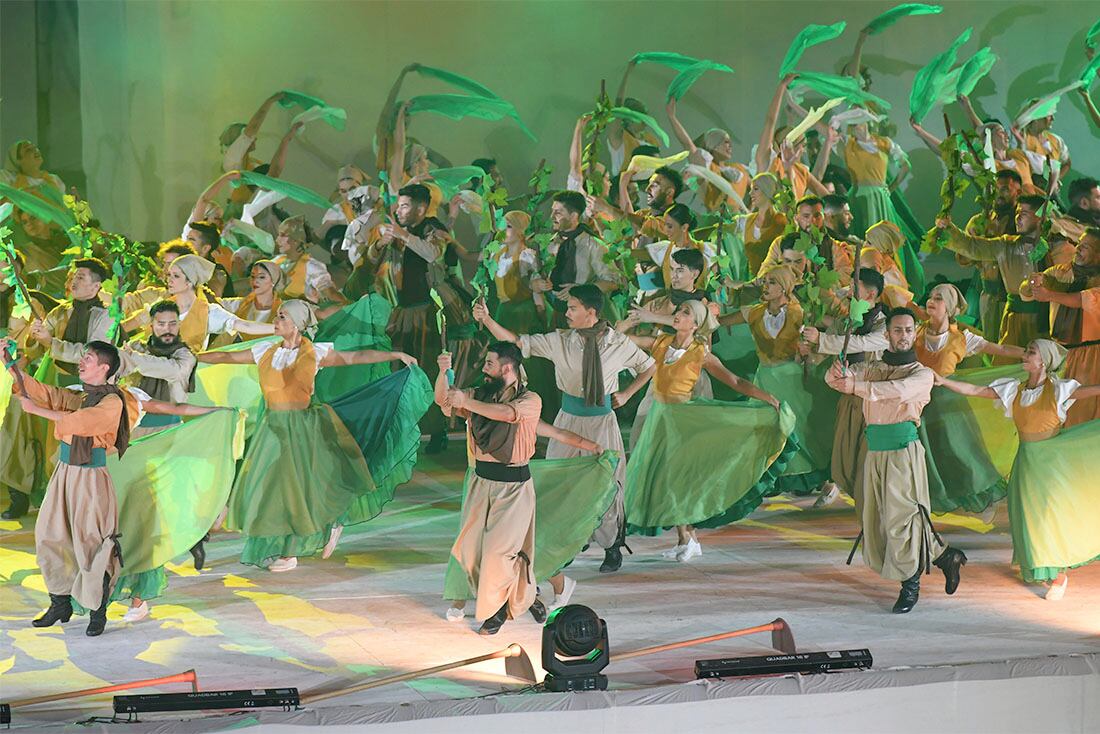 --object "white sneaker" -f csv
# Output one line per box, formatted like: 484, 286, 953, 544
445, 606, 467, 622
548, 576, 577, 611
662, 544, 687, 558
1044, 575, 1068, 601
675, 538, 702, 562
123, 600, 149, 622
813, 482, 840, 509
322, 525, 343, 559
269, 556, 298, 572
